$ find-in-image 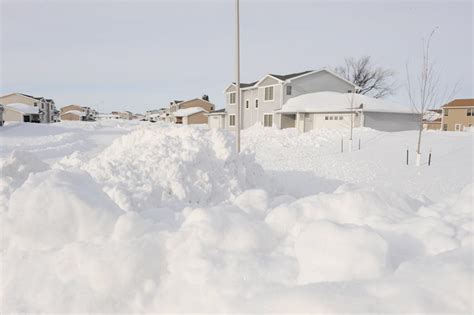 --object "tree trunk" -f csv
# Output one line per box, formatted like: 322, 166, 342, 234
416, 119, 423, 166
